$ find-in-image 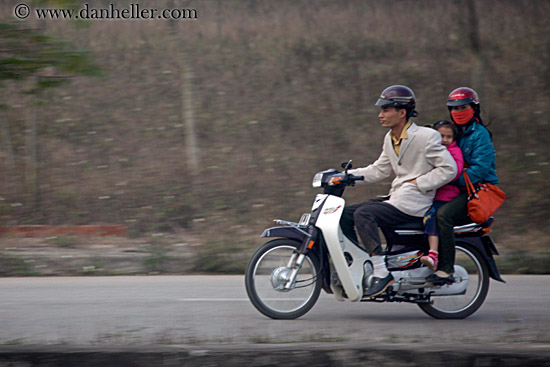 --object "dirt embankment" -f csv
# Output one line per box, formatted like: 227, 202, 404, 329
0, 227, 199, 276
1, 225, 549, 276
